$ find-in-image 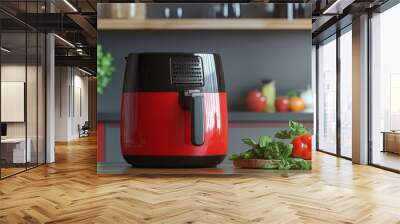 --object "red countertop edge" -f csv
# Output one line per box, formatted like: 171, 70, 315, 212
97, 122, 105, 162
